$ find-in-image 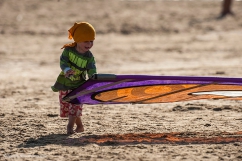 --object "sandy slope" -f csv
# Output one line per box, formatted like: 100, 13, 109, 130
0, 0, 242, 160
